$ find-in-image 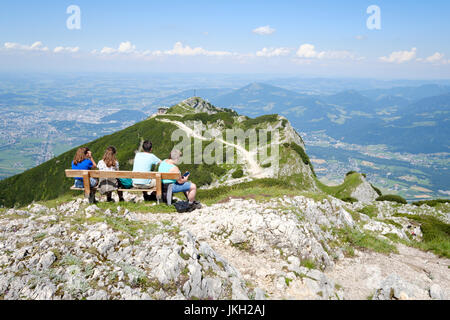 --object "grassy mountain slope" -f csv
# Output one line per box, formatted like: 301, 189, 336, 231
316, 172, 376, 202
